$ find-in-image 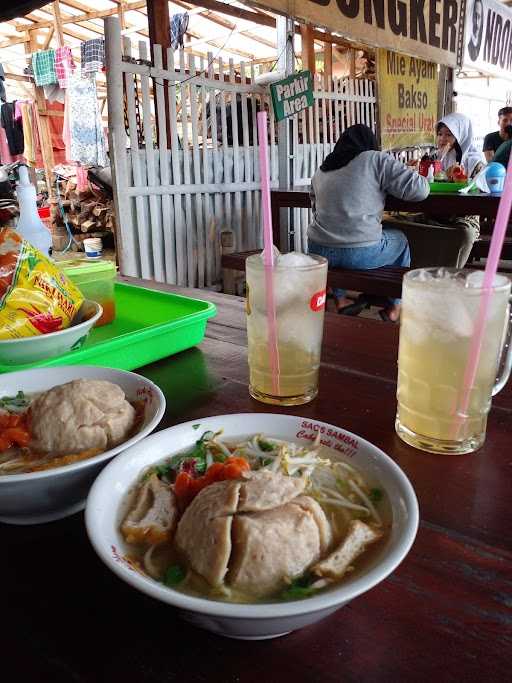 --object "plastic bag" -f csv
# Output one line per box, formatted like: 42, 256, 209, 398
0, 229, 84, 339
